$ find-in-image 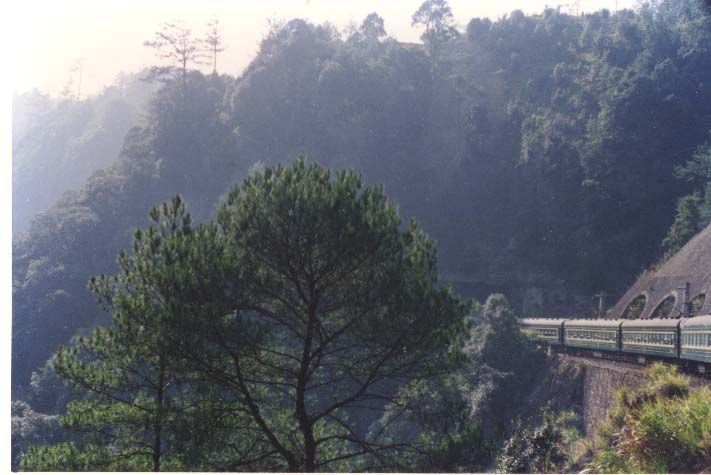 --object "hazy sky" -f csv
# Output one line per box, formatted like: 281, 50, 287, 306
11, 0, 636, 97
